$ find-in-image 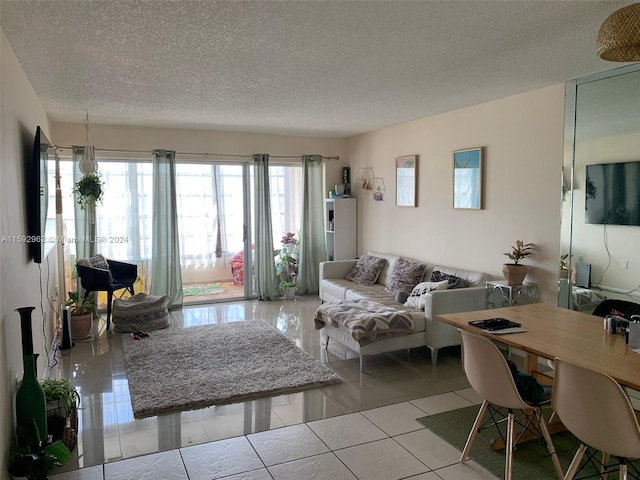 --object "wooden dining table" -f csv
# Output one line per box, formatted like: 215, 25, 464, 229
437, 303, 640, 392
